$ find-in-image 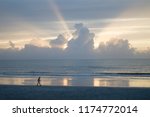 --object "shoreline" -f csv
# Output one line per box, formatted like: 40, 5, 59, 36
0, 85, 150, 100
0, 77, 150, 87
